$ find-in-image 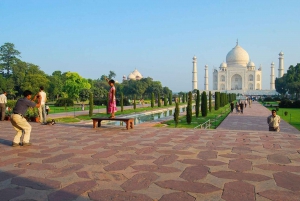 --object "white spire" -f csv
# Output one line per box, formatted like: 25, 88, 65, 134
192, 56, 198, 90
204, 65, 208, 90
270, 62, 275, 90
278, 51, 284, 78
